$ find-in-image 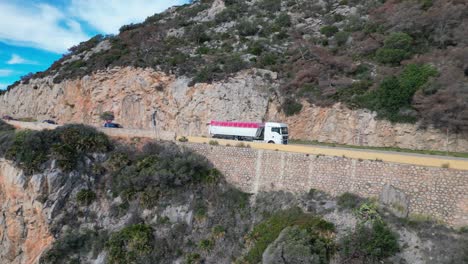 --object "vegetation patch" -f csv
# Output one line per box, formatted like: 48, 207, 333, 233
340, 221, 399, 262
3, 124, 112, 174
76, 189, 97, 206
109, 142, 220, 202
40, 229, 108, 264
243, 207, 335, 263
106, 224, 154, 264
337, 192, 363, 210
